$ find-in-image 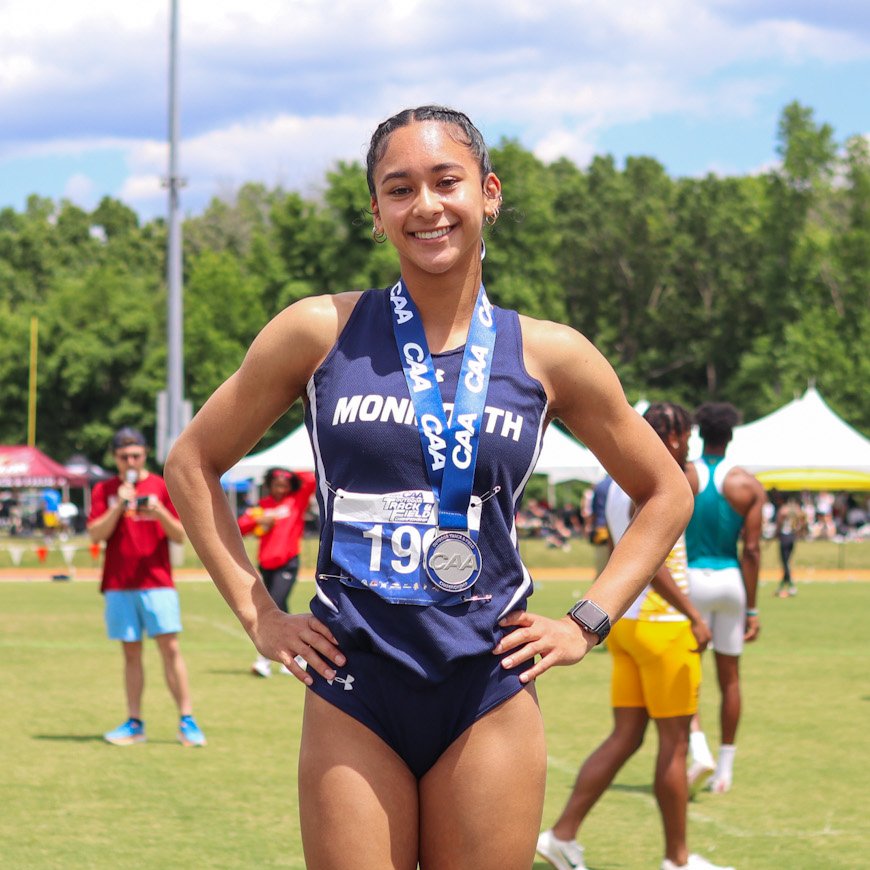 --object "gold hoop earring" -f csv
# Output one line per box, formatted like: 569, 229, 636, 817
372, 226, 387, 244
